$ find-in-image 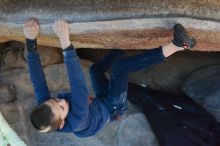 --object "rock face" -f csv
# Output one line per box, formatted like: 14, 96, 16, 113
182, 65, 220, 121
30, 45, 63, 67
182, 65, 220, 102
0, 0, 220, 50
1, 0, 220, 24
0, 84, 16, 103
0, 41, 26, 71
1, 39, 220, 145
129, 50, 220, 94
0, 0, 220, 144
118, 113, 159, 146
